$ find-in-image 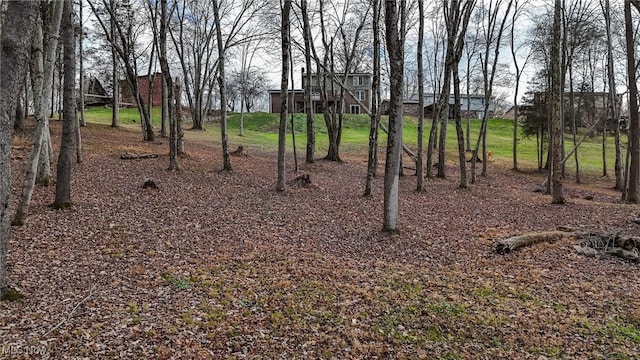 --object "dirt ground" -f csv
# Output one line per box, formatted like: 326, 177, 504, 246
2, 120, 639, 359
